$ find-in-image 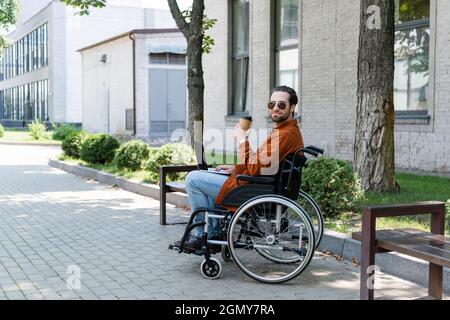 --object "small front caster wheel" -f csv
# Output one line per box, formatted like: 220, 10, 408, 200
200, 258, 222, 279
